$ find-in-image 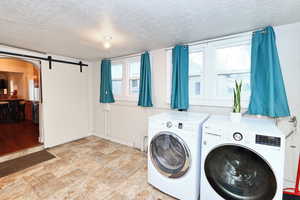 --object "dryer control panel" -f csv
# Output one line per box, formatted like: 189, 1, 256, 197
256, 135, 281, 147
